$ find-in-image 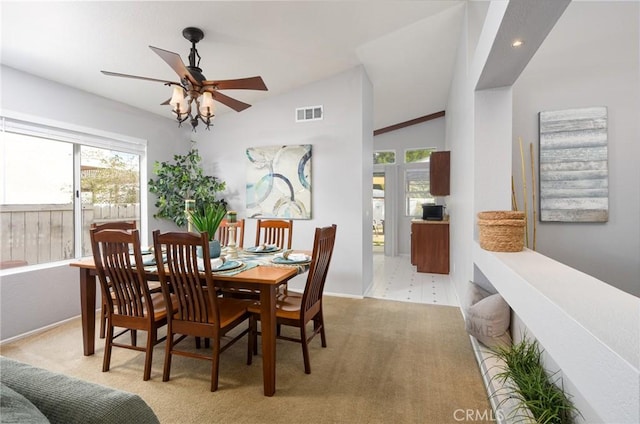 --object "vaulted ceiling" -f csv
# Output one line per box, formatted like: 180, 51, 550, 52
0, 1, 468, 131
